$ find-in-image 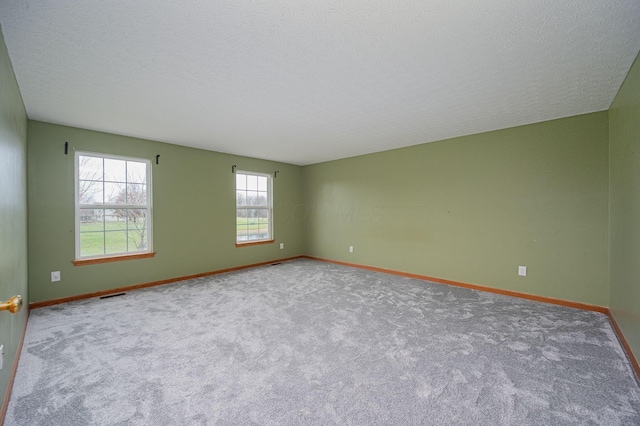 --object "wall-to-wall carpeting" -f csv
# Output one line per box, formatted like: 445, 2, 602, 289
6, 260, 639, 425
